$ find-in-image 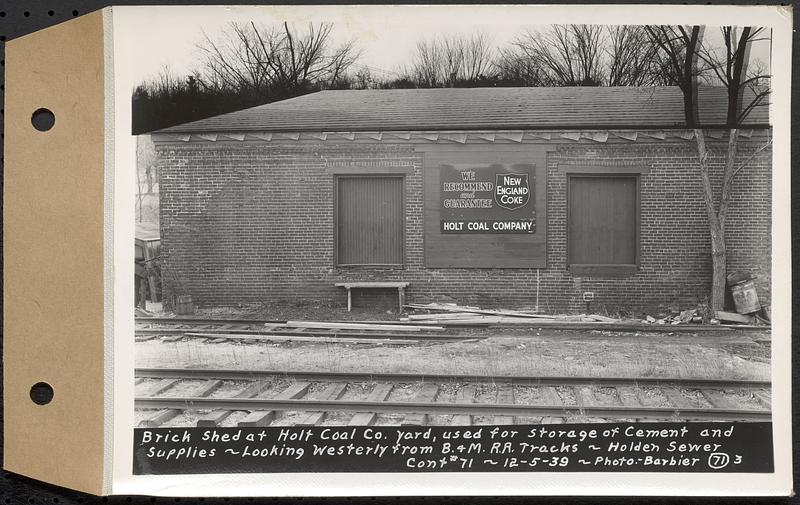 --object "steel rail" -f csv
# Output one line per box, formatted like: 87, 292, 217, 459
134, 328, 466, 341
133, 396, 771, 421
134, 367, 771, 389
136, 317, 284, 325
135, 317, 443, 328
438, 323, 768, 332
